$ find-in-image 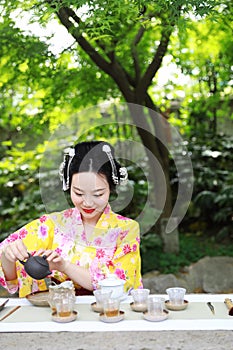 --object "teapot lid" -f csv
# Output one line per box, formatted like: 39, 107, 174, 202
98, 274, 125, 287
49, 281, 74, 290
